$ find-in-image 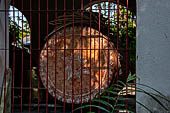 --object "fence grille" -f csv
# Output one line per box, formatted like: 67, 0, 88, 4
1, 0, 136, 113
